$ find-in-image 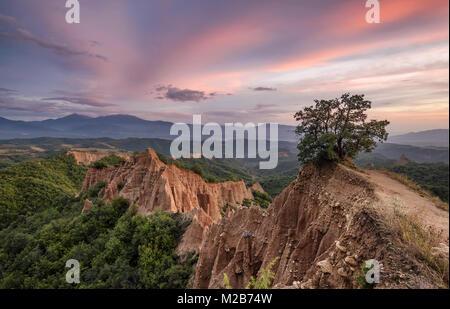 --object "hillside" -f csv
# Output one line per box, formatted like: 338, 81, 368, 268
194, 162, 449, 289
0, 153, 87, 229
